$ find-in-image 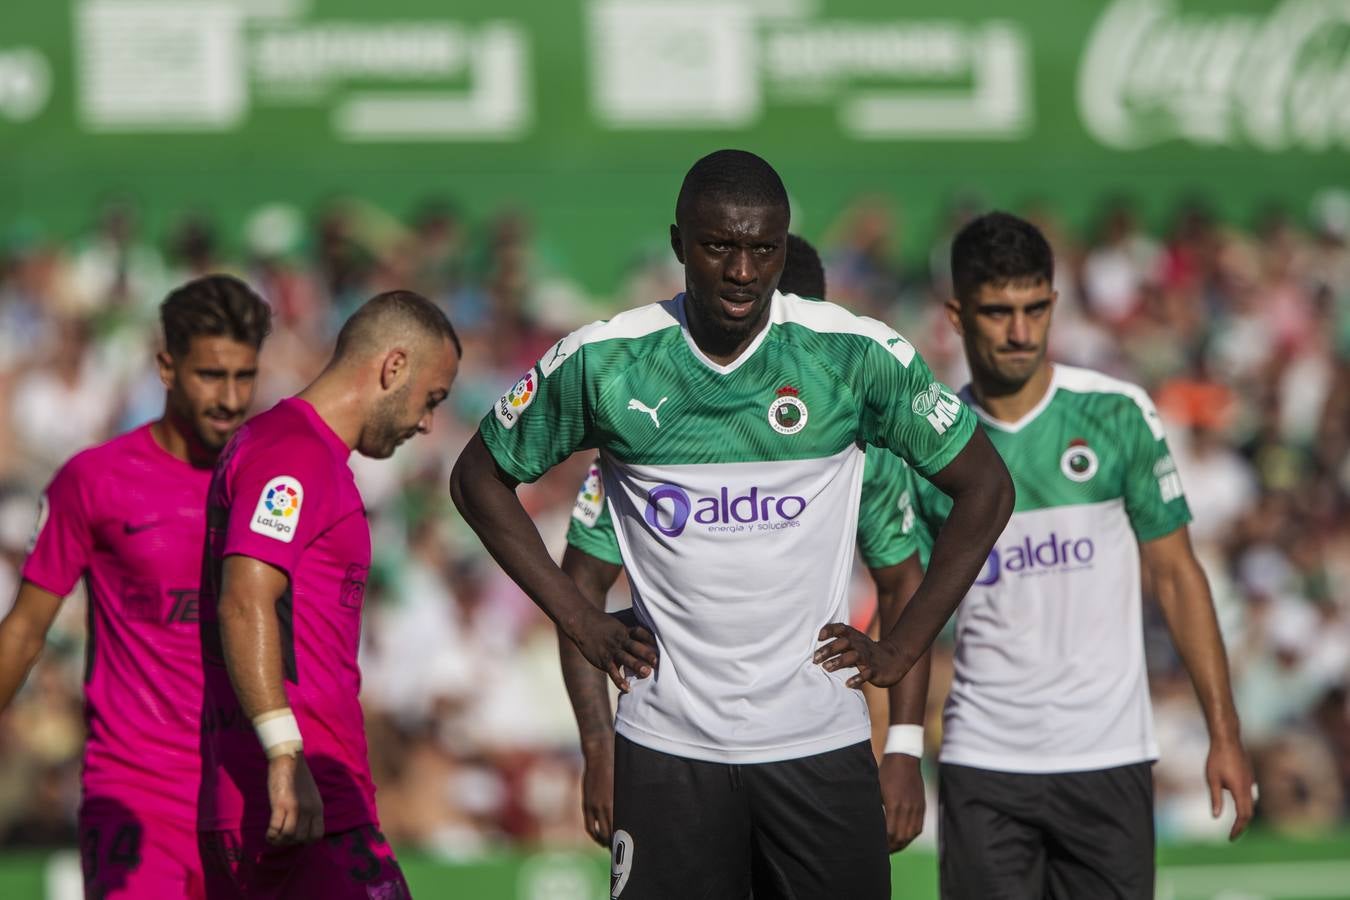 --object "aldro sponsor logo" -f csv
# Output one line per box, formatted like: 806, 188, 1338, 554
912, 382, 962, 435
974, 532, 1096, 586
644, 484, 807, 537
